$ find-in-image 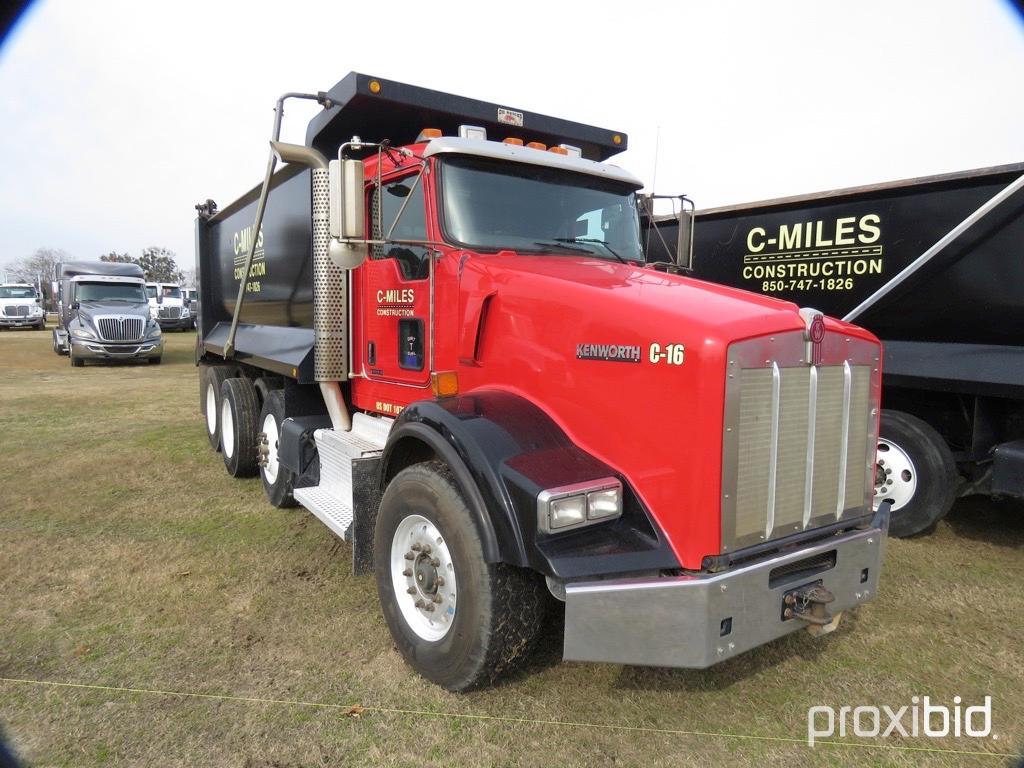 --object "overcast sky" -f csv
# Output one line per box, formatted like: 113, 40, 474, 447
0, 0, 1021, 275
